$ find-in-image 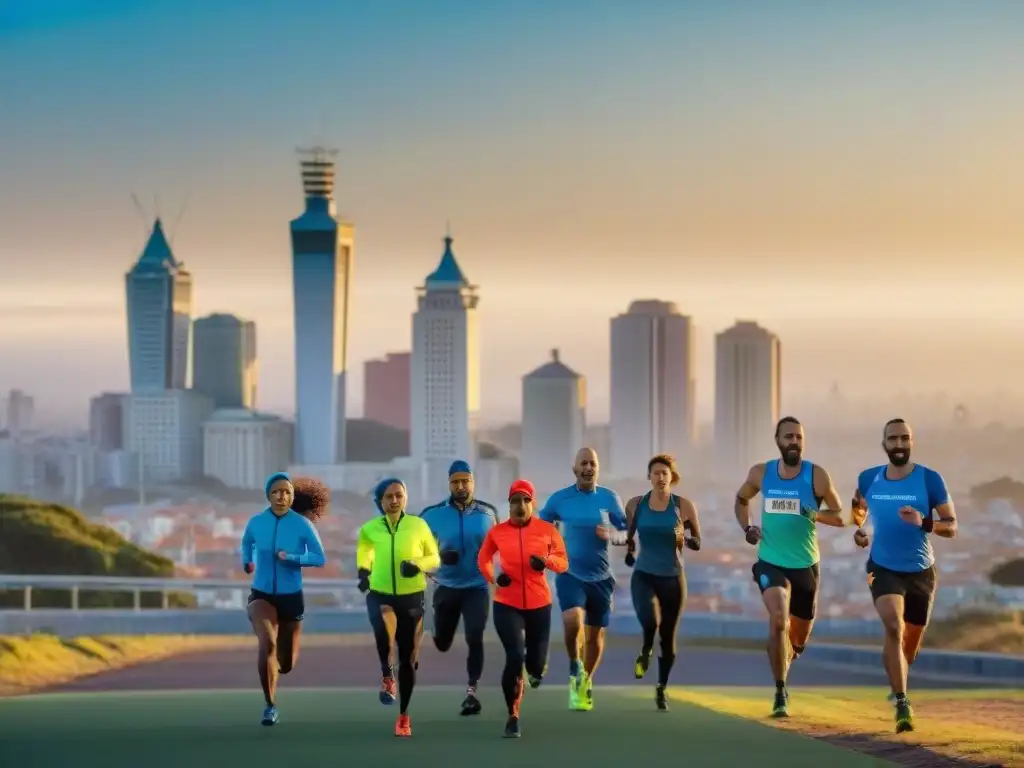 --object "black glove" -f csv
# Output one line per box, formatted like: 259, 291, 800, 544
744, 525, 762, 545
496, 572, 512, 587
439, 549, 460, 566
624, 539, 636, 568
853, 528, 870, 548
683, 520, 694, 533
357, 567, 370, 593
400, 560, 420, 578
529, 554, 546, 572
684, 536, 701, 552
